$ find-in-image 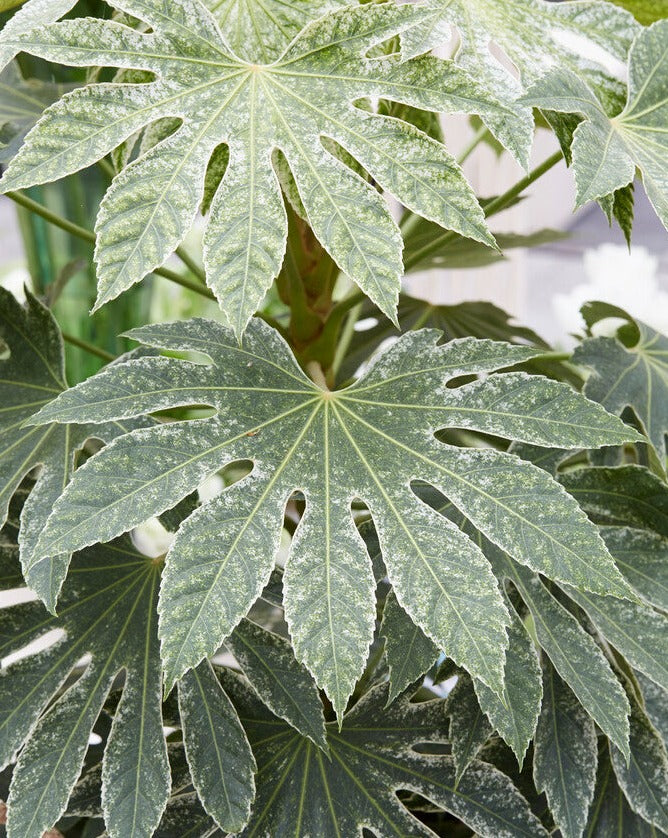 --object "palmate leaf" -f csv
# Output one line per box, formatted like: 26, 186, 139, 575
400, 0, 639, 167
574, 302, 668, 465
27, 319, 638, 719
446, 673, 493, 782
0, 2, 513, 337
522, 20, 668, 232
0, 62, 77, 164
0, 287, 145, 611
221, 669, 549, 838
0, 535, 172, 838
